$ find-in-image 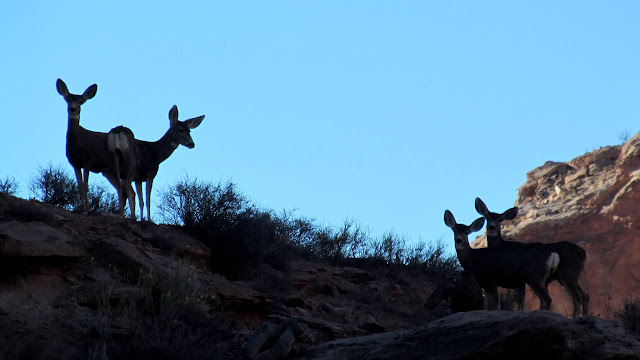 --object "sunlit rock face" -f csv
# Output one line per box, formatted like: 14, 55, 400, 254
473, 132, 640, 318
